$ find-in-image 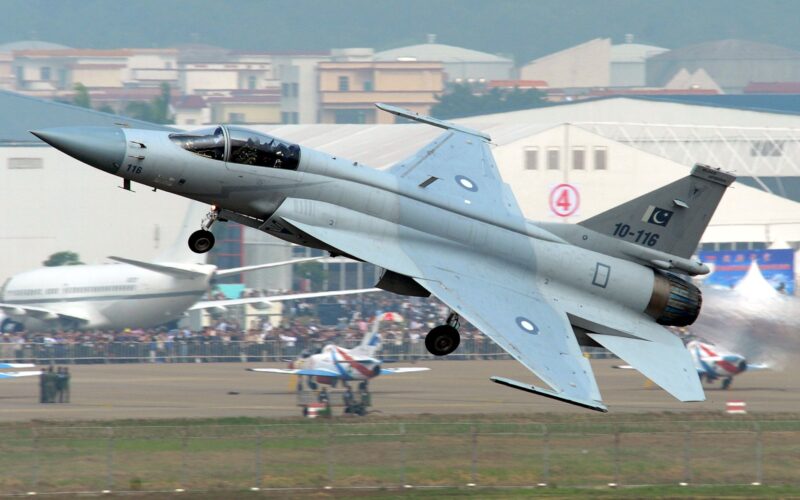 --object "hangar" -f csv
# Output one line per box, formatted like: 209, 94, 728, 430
1, 92, 798, 291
